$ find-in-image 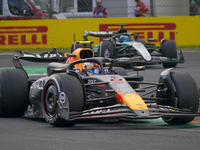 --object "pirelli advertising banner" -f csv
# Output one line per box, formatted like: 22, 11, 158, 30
0, 16, 200, 49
